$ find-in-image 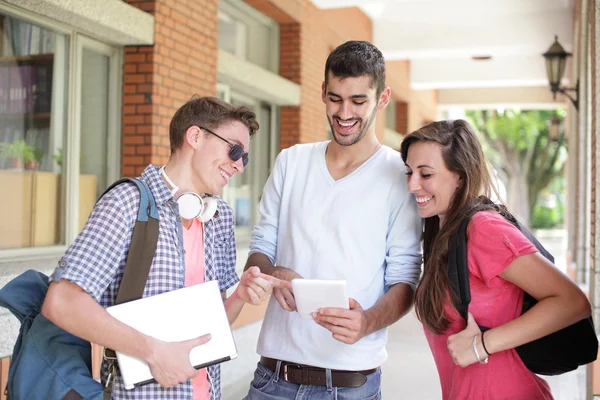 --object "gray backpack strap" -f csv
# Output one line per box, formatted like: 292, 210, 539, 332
99, 178, 159, 304
100, 178, 159, 361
